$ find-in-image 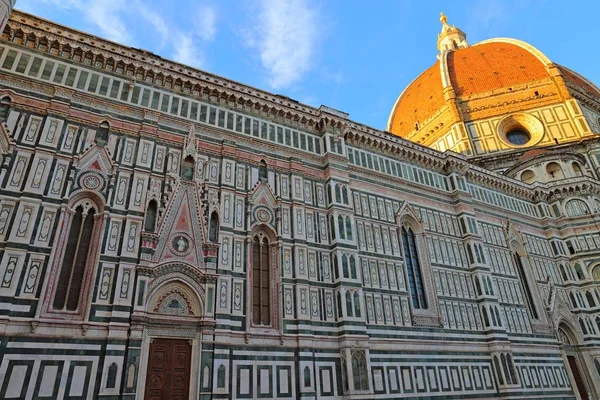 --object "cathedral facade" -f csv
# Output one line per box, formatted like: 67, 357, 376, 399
0, 6, 599, 400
